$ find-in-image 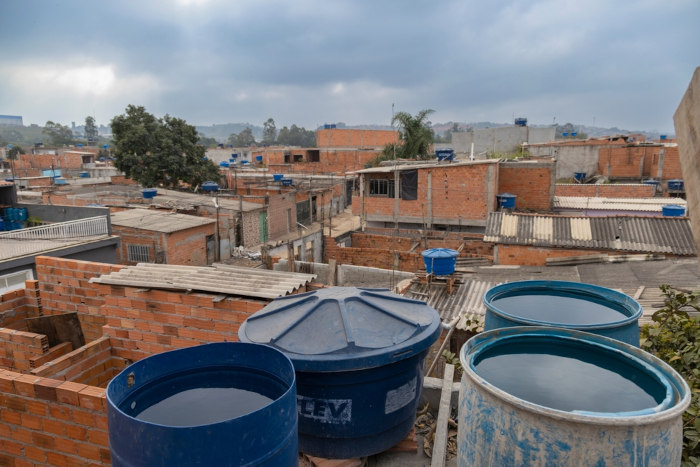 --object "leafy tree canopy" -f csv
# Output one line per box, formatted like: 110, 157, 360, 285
42, 121, 75, 146
389, 109, 435, 159
84, 116, 98, 143
7, 145, 24, 159
228, 127, 256, 147
262, 118, 277, 146
277, 124, 316, 147
110, 105, 221, 189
